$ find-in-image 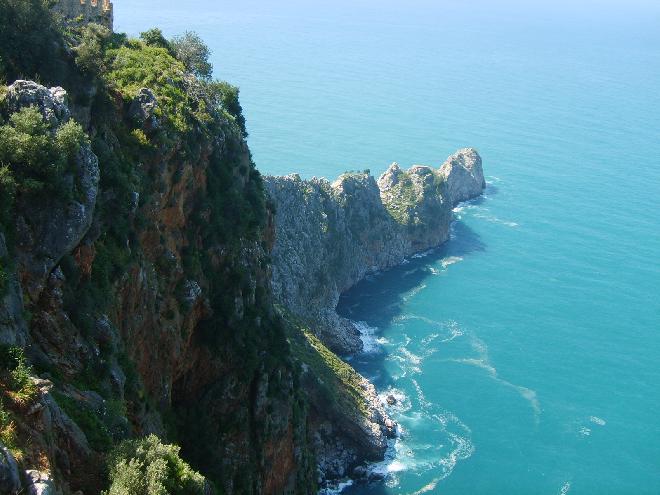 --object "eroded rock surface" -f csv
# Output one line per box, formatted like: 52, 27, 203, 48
266, 148, 485, 354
